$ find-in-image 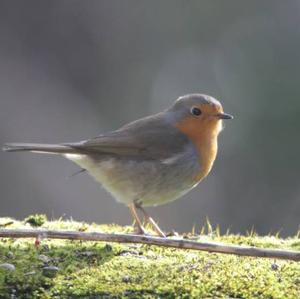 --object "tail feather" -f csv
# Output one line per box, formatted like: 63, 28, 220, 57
2, 143, 77, 154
